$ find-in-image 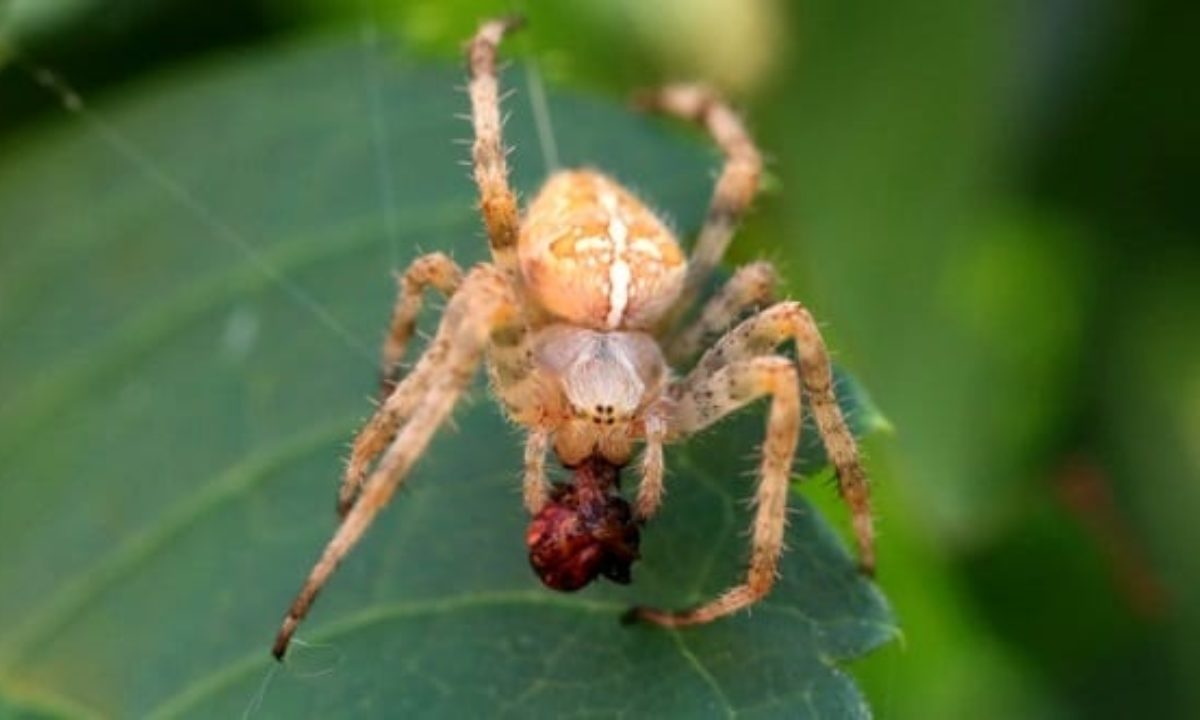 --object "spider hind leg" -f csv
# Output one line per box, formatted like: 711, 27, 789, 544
633, 84, 763, 315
